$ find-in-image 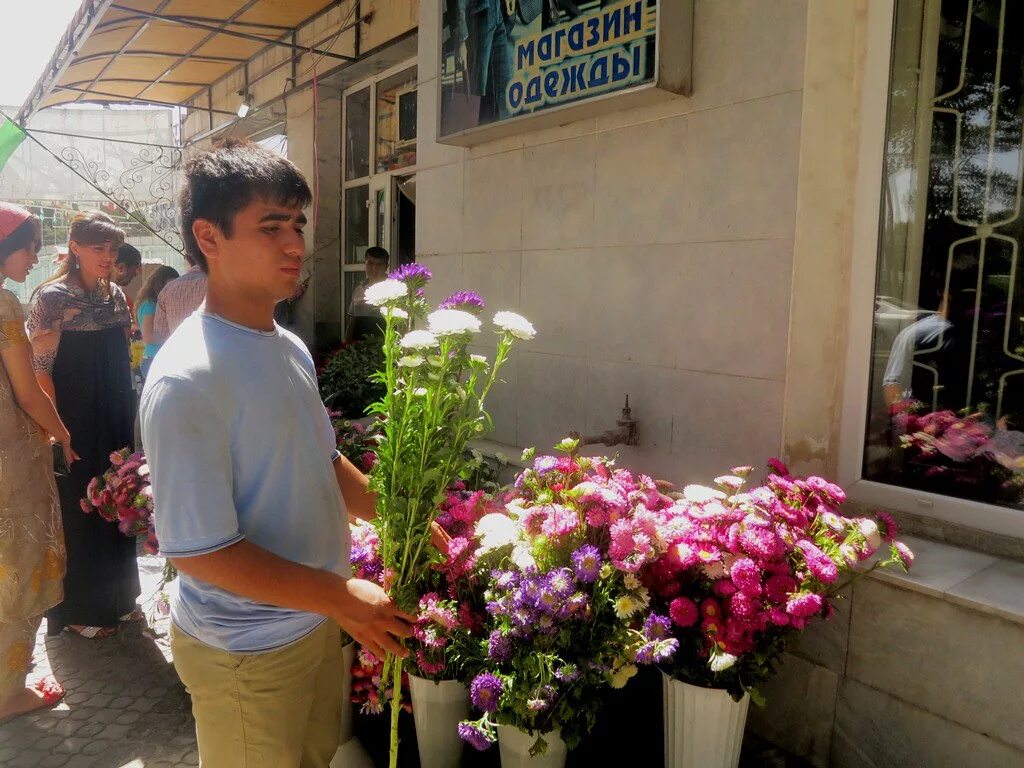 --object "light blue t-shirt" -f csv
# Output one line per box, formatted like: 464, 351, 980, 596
140, 312, 350, 653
